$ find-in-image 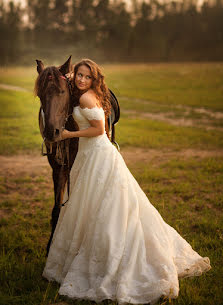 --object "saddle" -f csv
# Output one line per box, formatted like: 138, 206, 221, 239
108, 89, 120, 150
